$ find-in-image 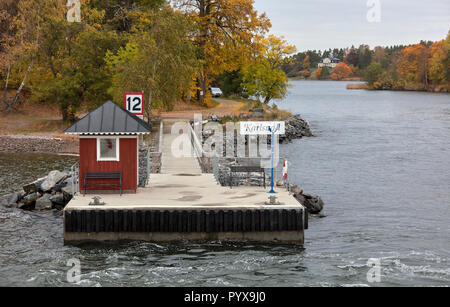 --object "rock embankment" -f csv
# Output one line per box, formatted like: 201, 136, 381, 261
0, 135, 78, 154
280, 115, 313, 143
0, 170, 75, 211
202, 113, 313, 144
